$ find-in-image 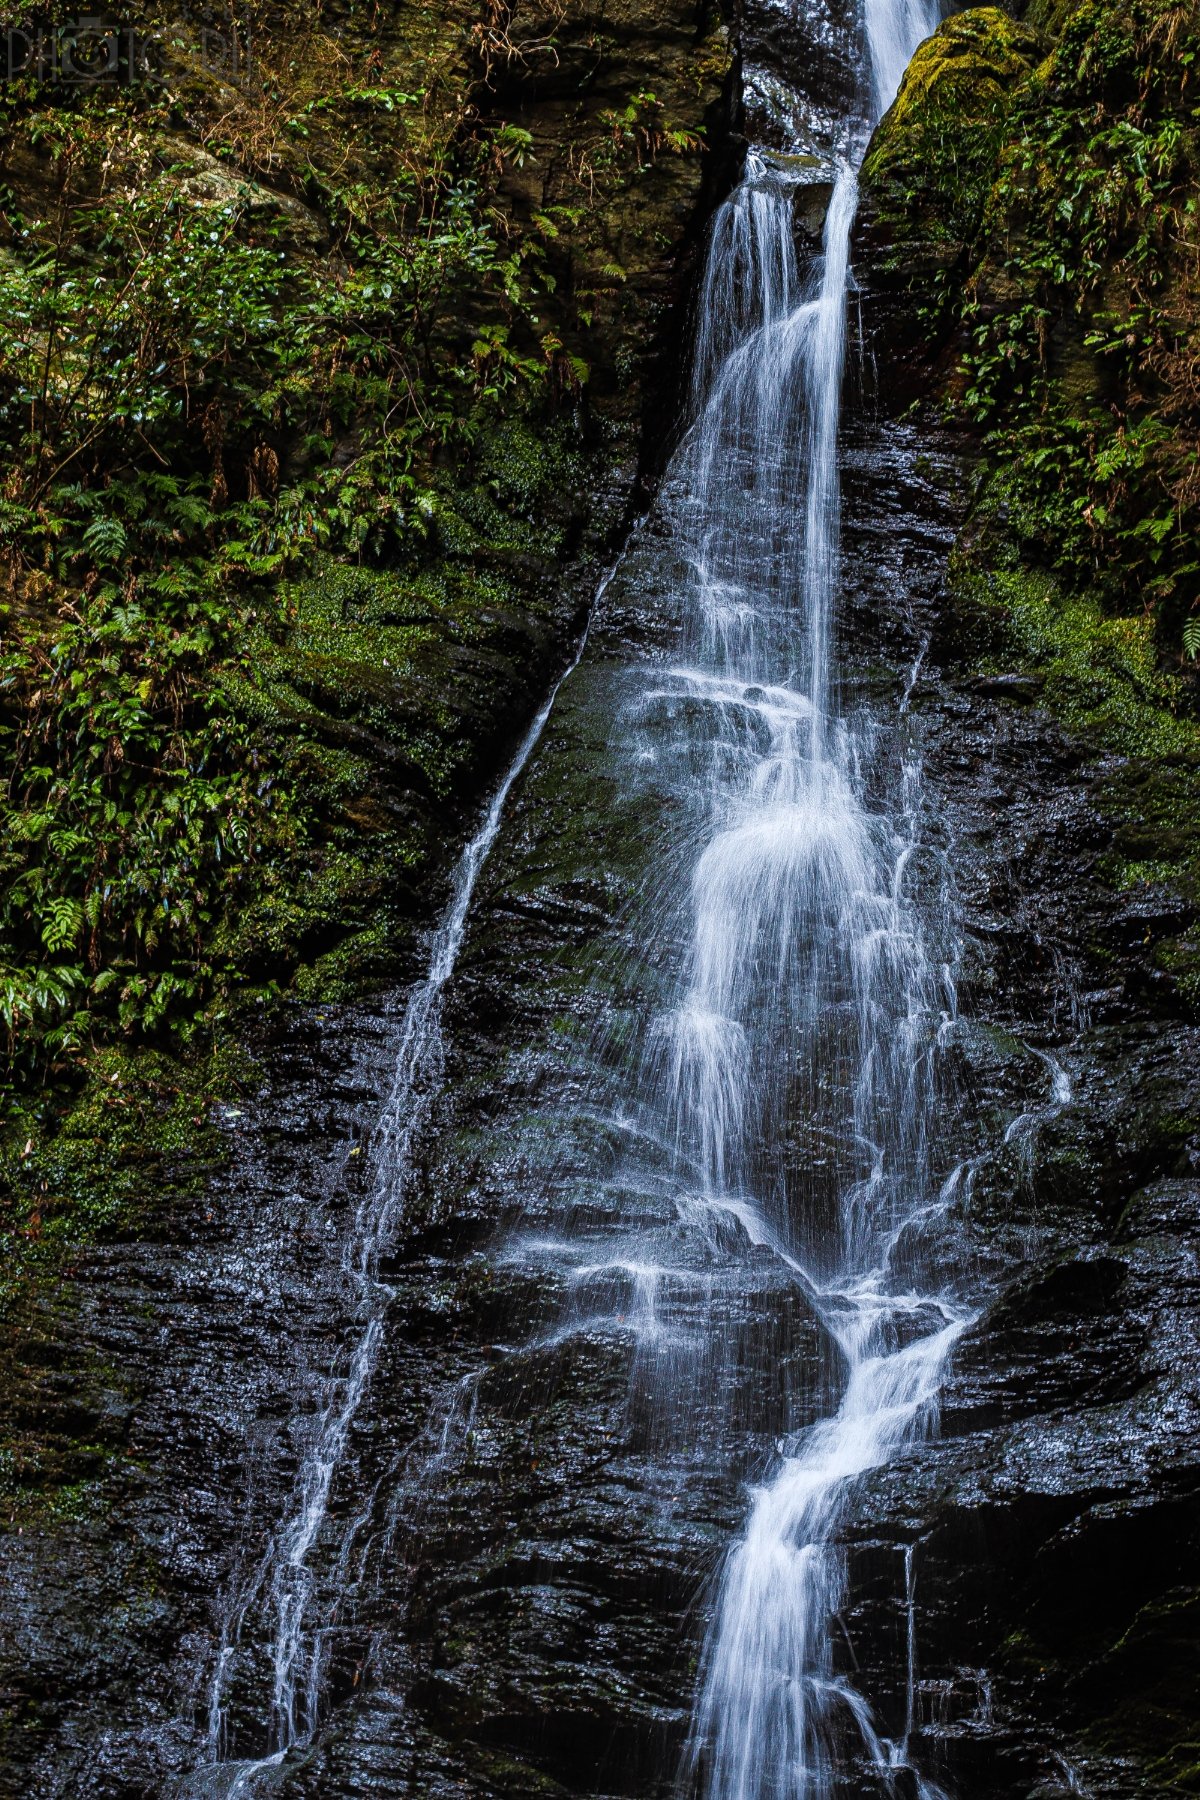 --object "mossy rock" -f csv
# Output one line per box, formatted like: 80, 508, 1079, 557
862, 8, 1044, 260
870, 7, 1042, 148
950, 546, 1200, 1012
